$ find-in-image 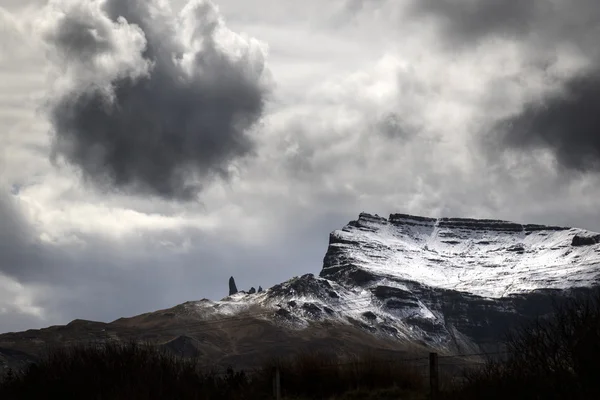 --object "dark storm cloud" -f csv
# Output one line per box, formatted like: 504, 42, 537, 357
402, 0, 600, 173
45, 0, 269, 200
493, 71, 600, 172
